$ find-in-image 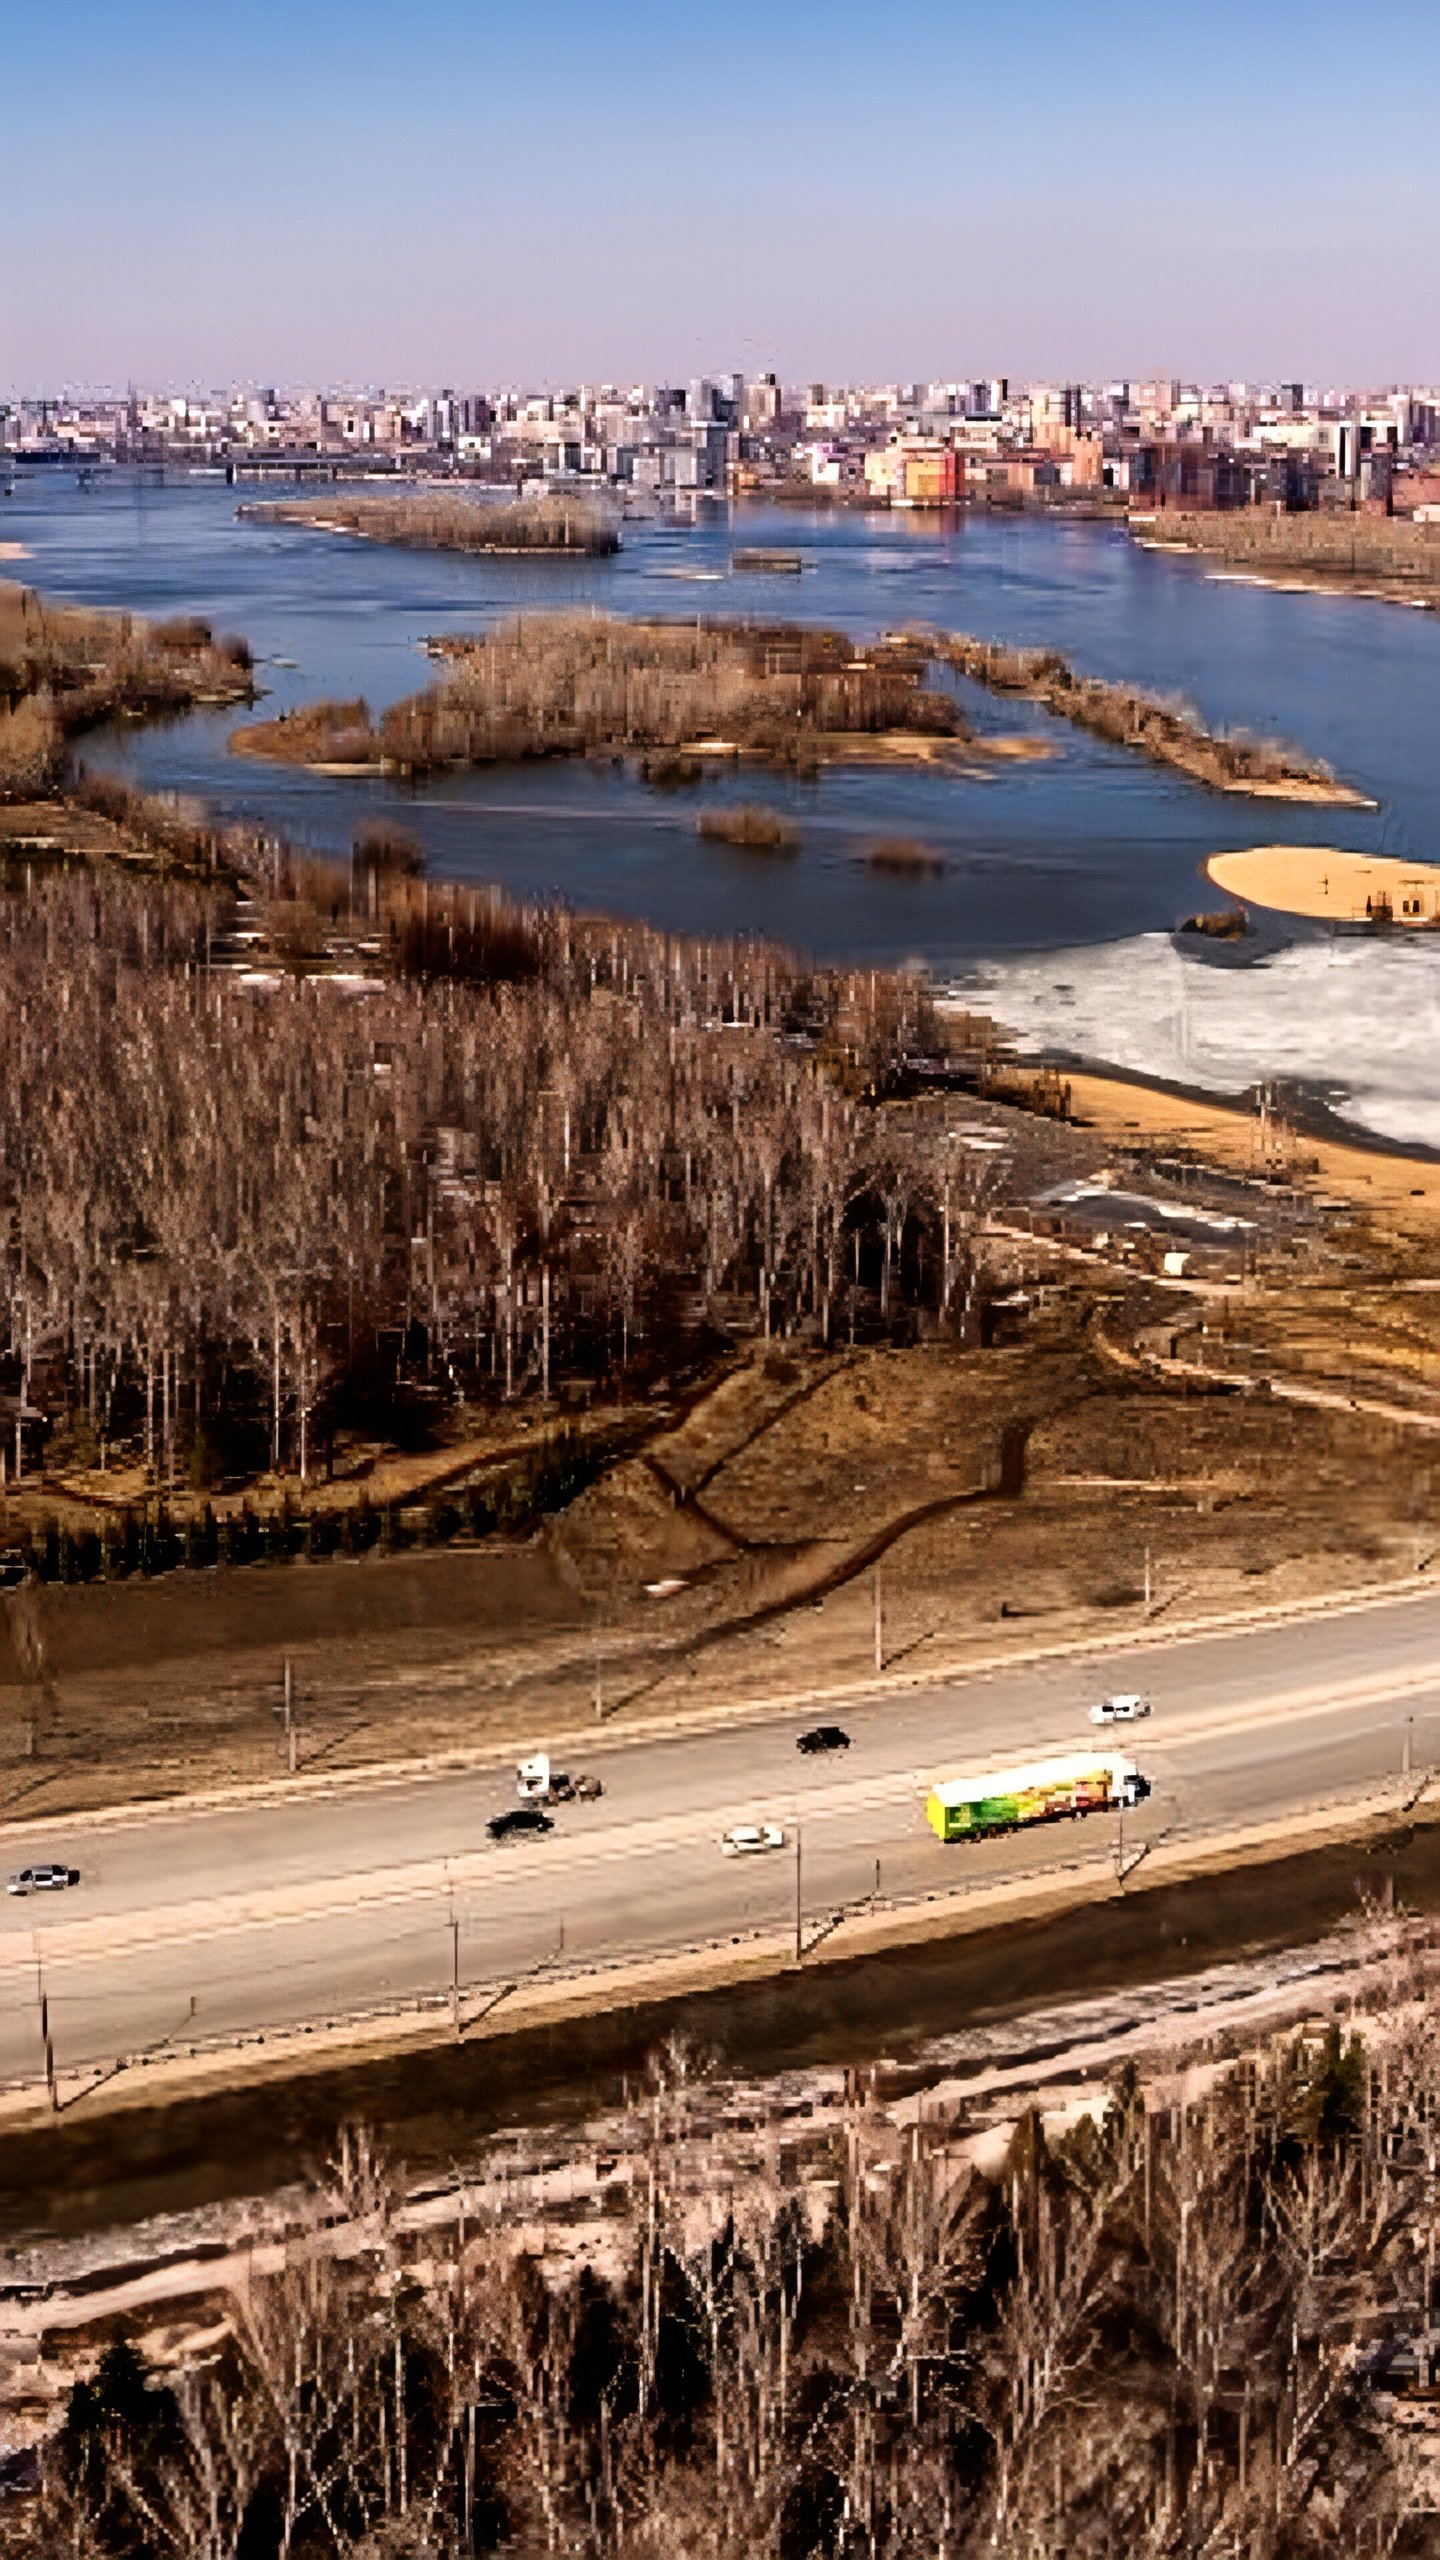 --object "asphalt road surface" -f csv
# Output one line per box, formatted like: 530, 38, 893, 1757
3, 1592, 1439, 2090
